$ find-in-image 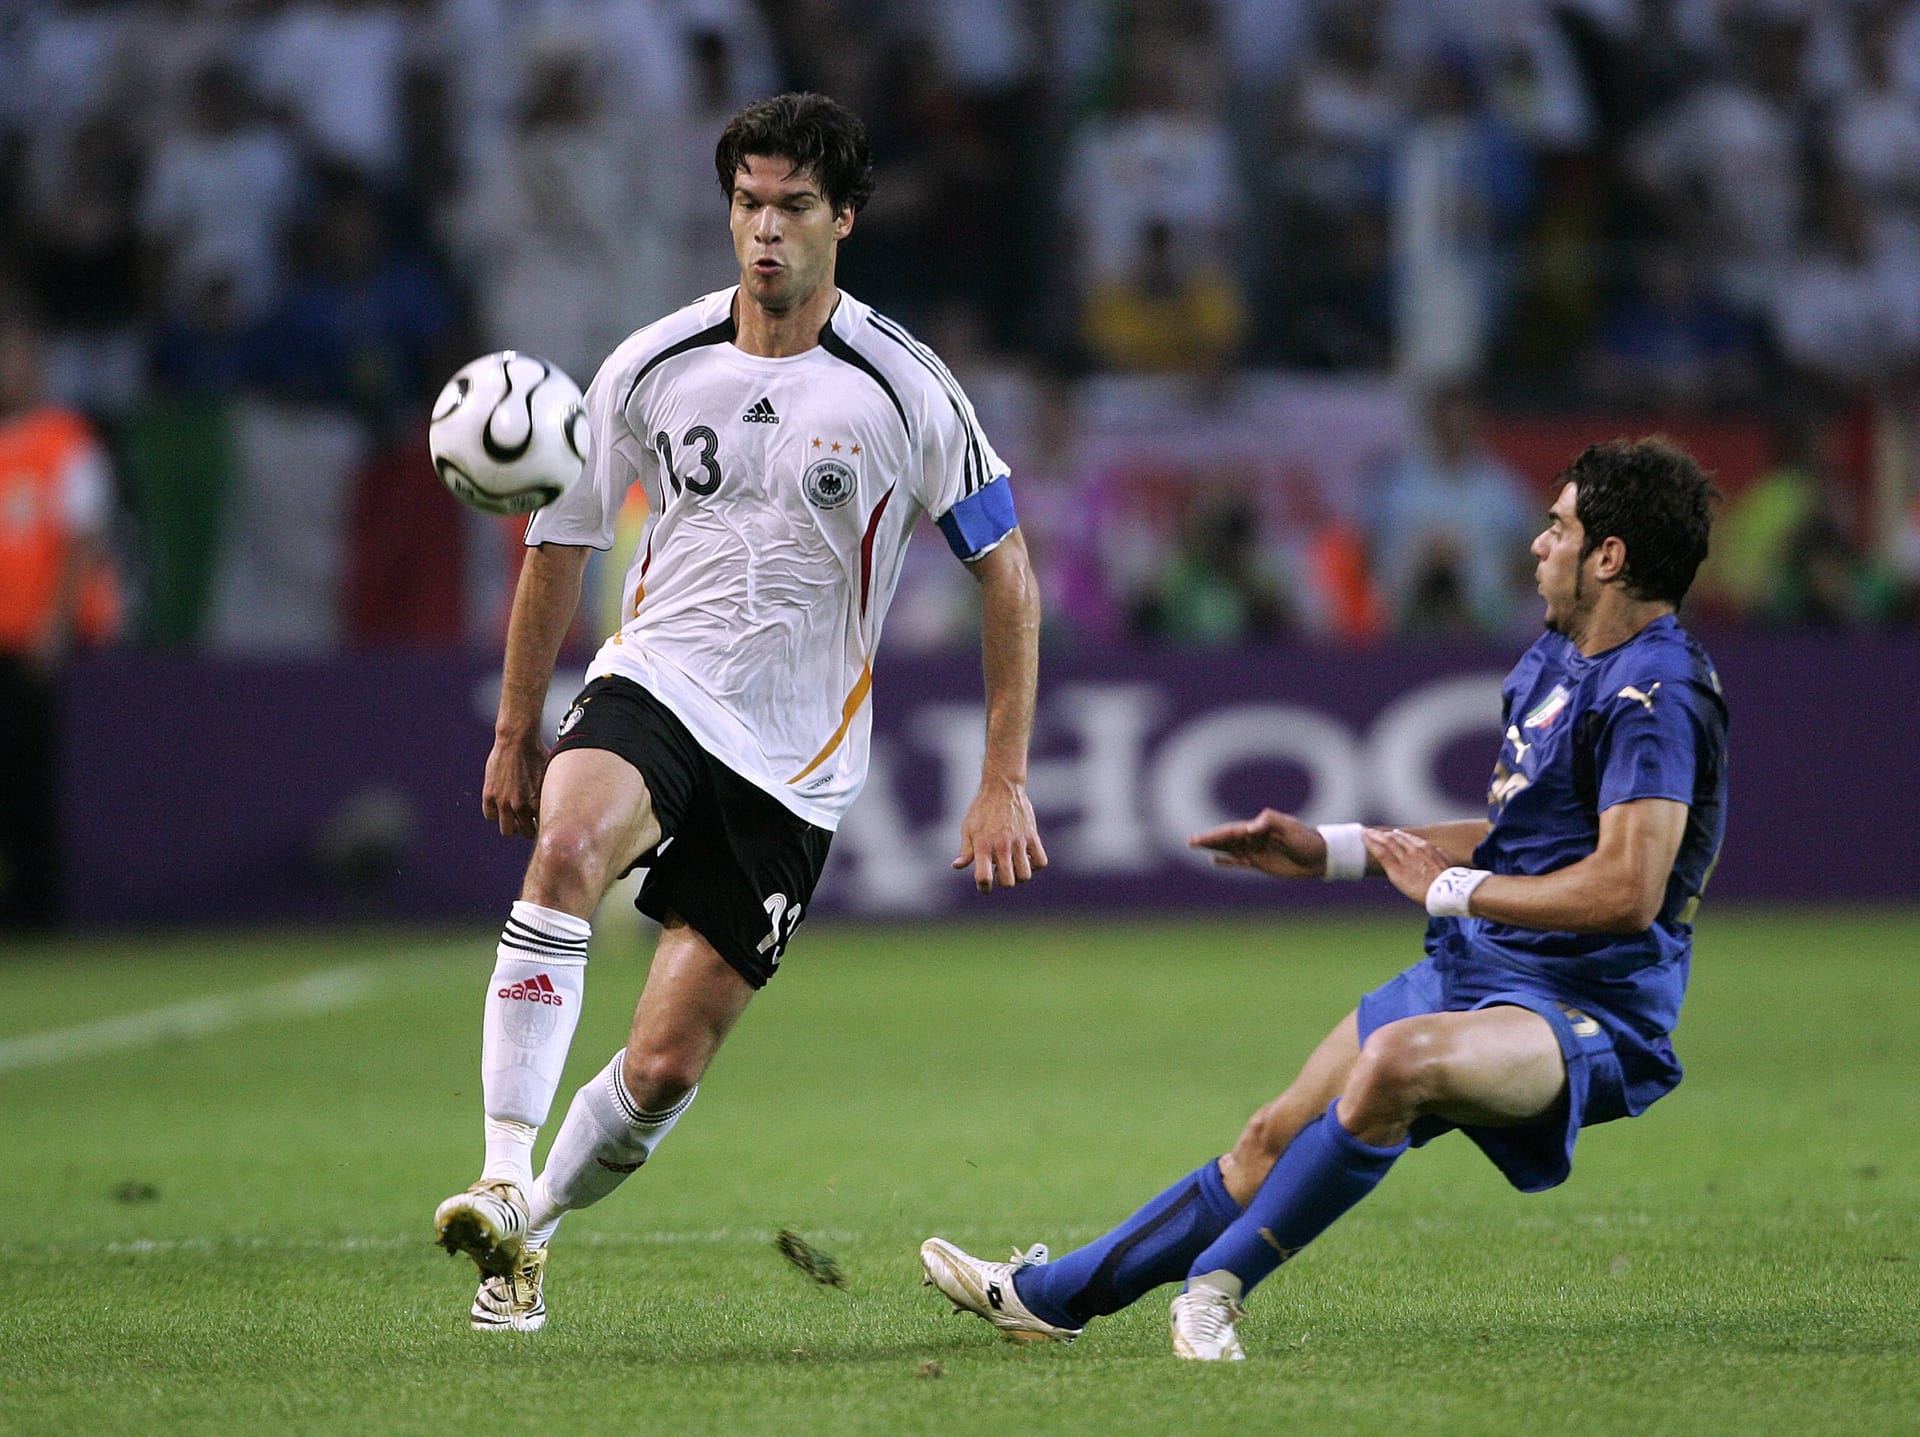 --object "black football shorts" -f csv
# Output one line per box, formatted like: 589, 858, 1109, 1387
549, 675, 832, 988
